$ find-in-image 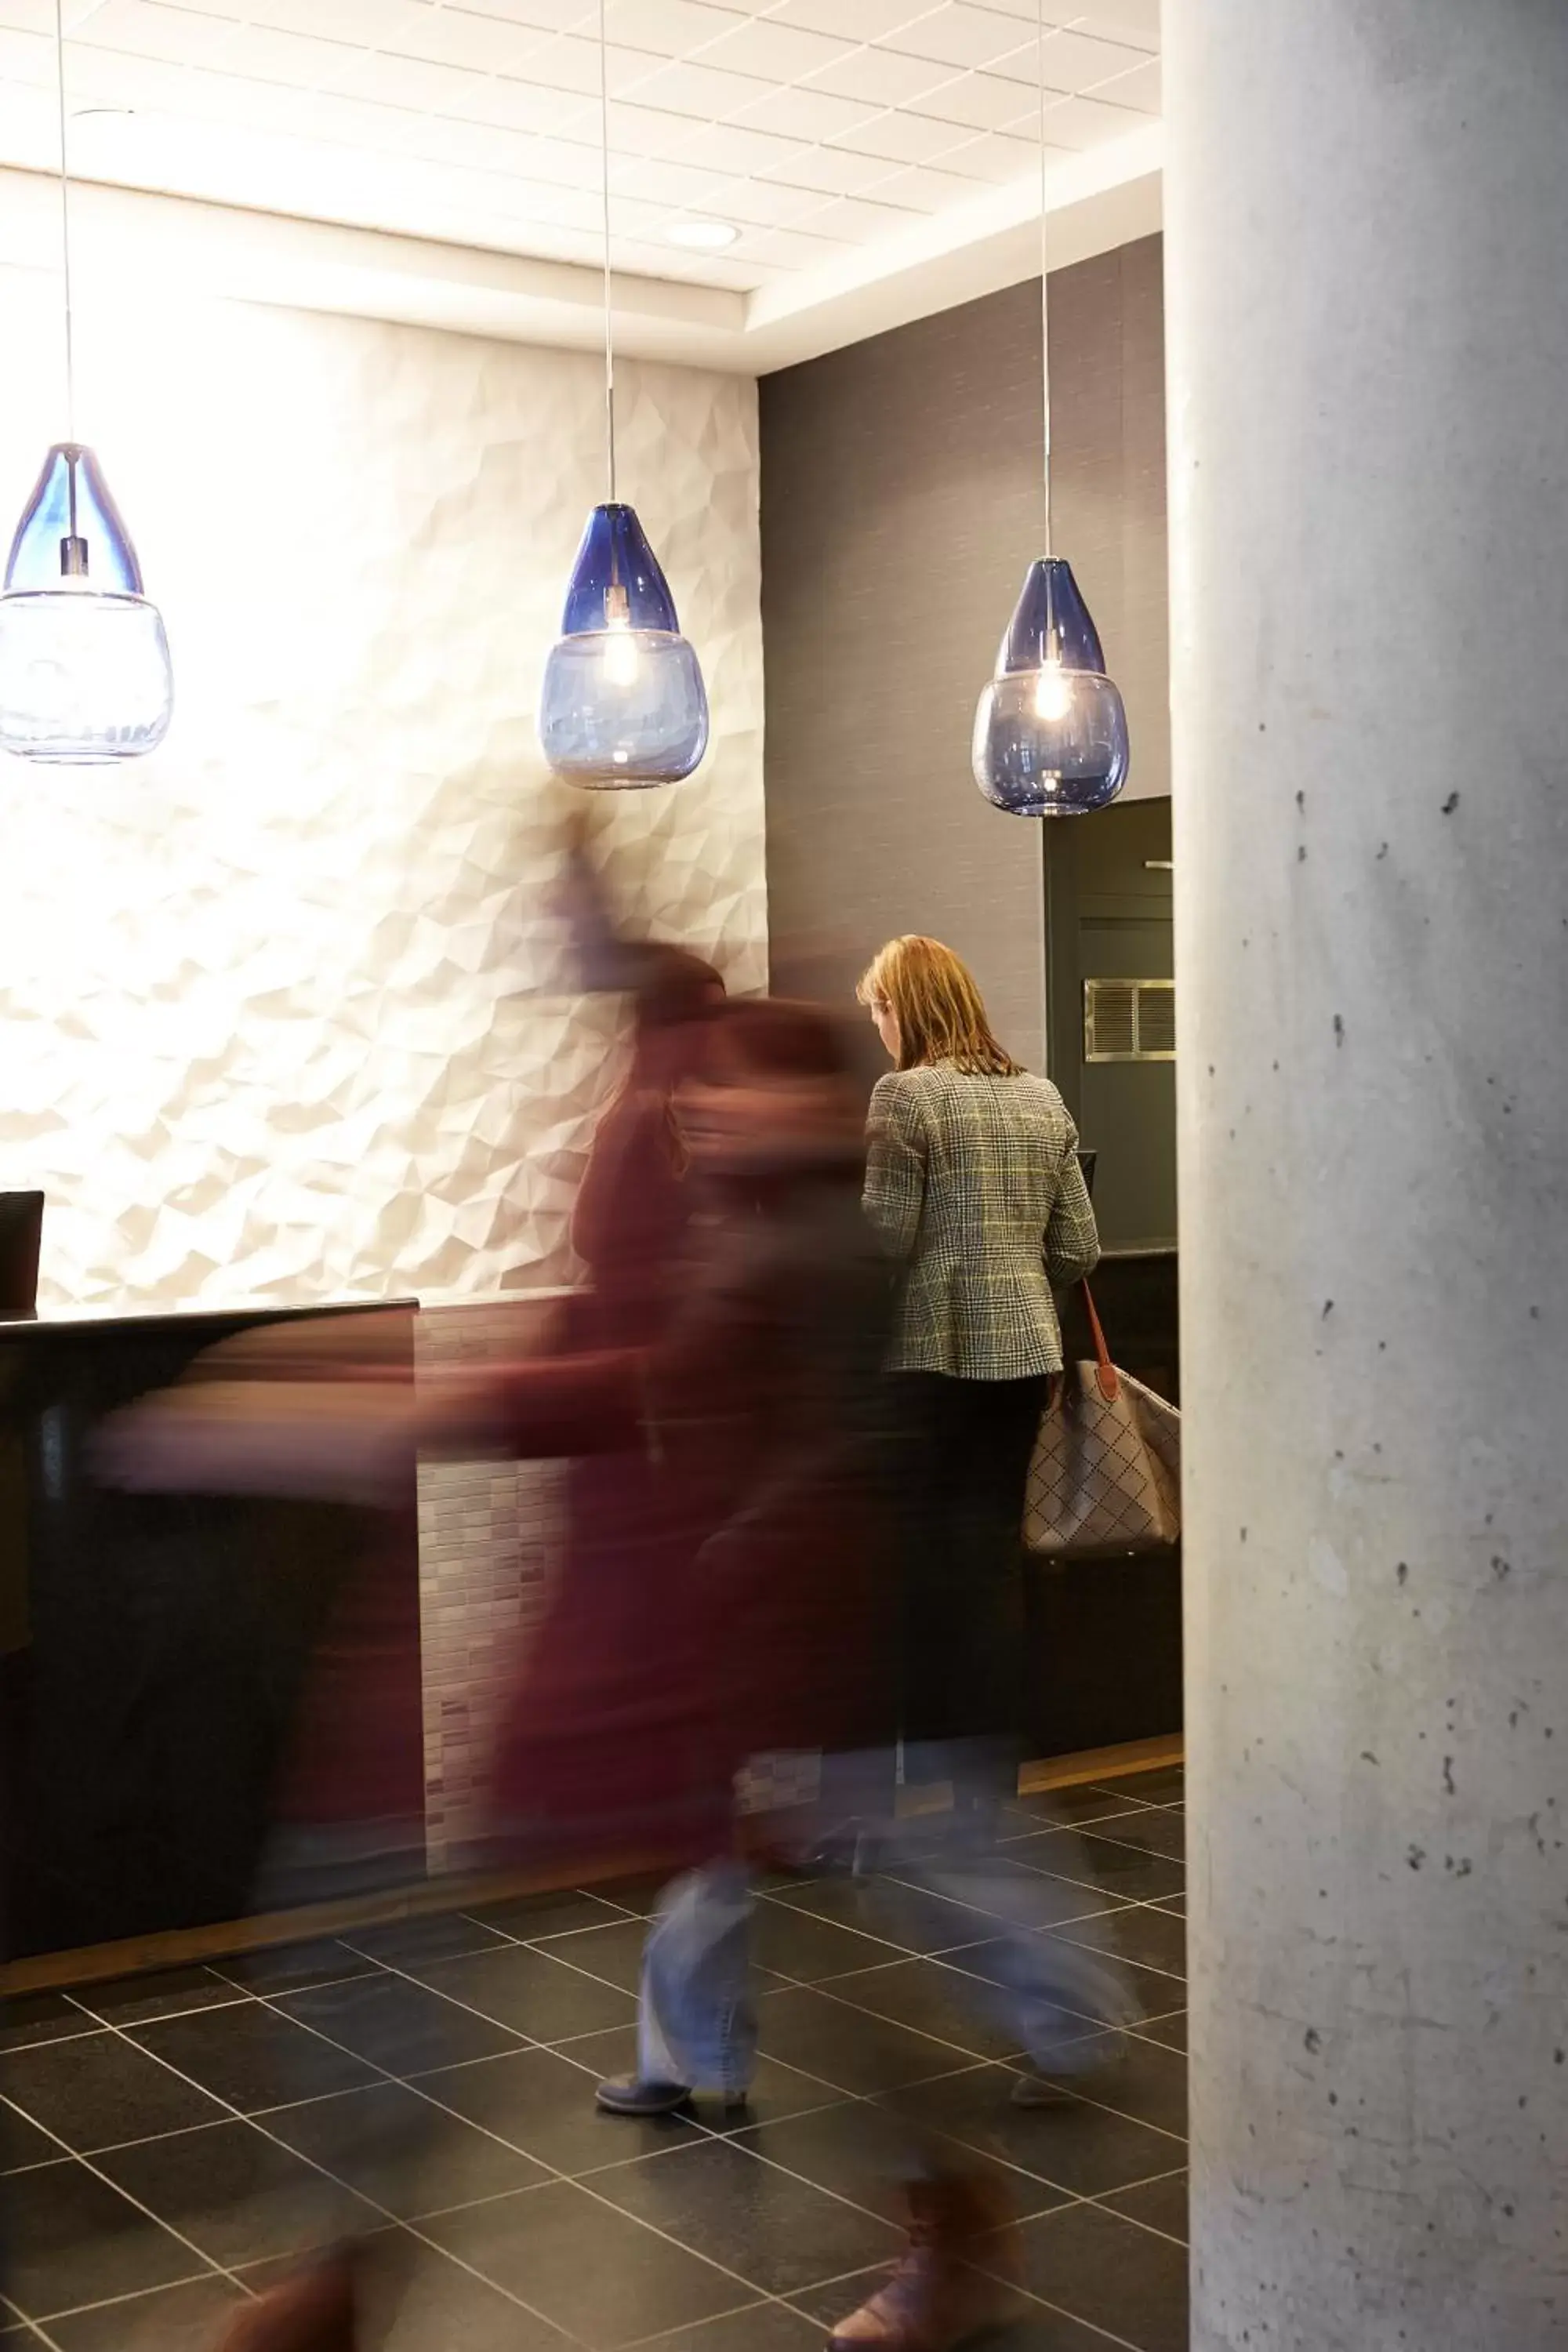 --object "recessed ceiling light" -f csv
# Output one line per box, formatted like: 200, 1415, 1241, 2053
665, 219, 739, 252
